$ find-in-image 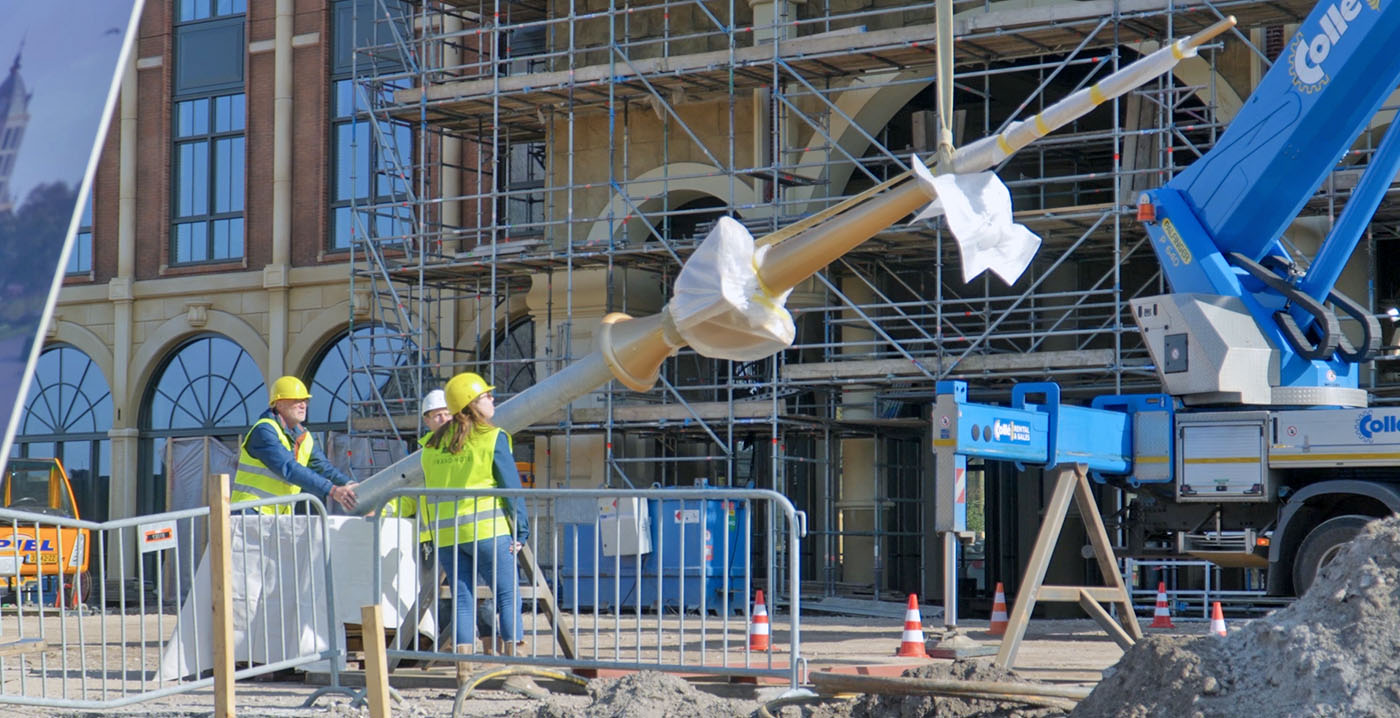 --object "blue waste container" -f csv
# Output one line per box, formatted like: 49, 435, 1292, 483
555, 485, 749, 612
646, 489, 748, 612
556, 522, 644, 610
